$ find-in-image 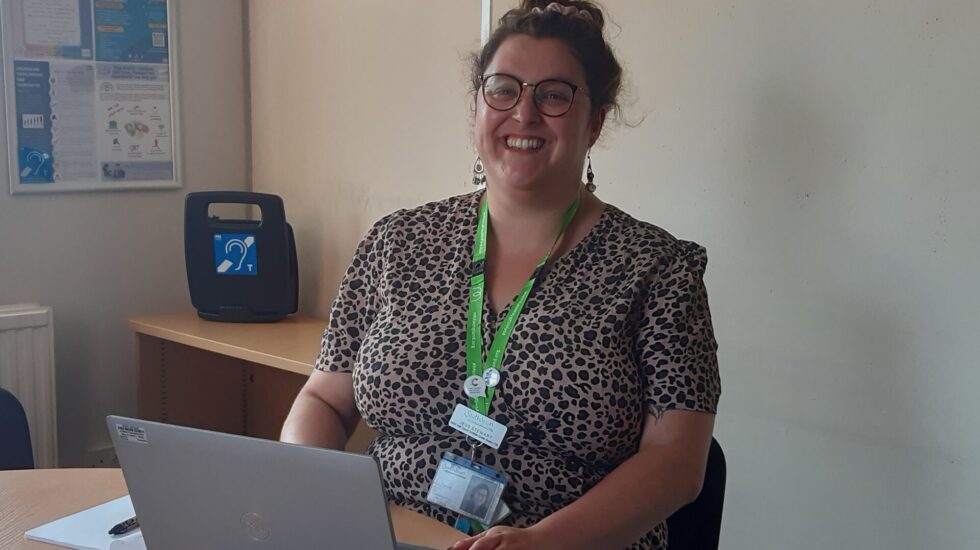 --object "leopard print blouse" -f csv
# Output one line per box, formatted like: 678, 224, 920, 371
315, 191, 721, 550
